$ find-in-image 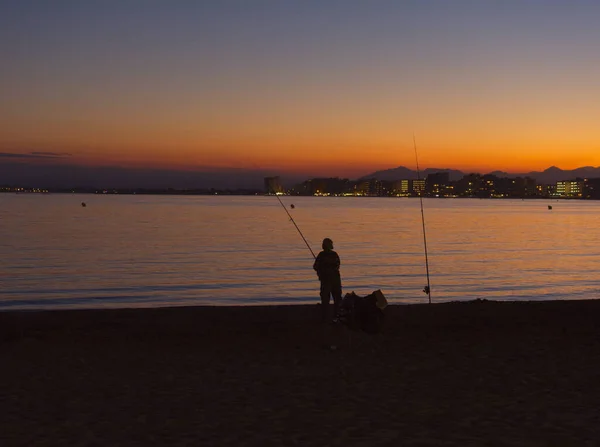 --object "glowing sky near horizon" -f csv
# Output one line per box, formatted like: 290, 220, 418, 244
1, 1, 600, 178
